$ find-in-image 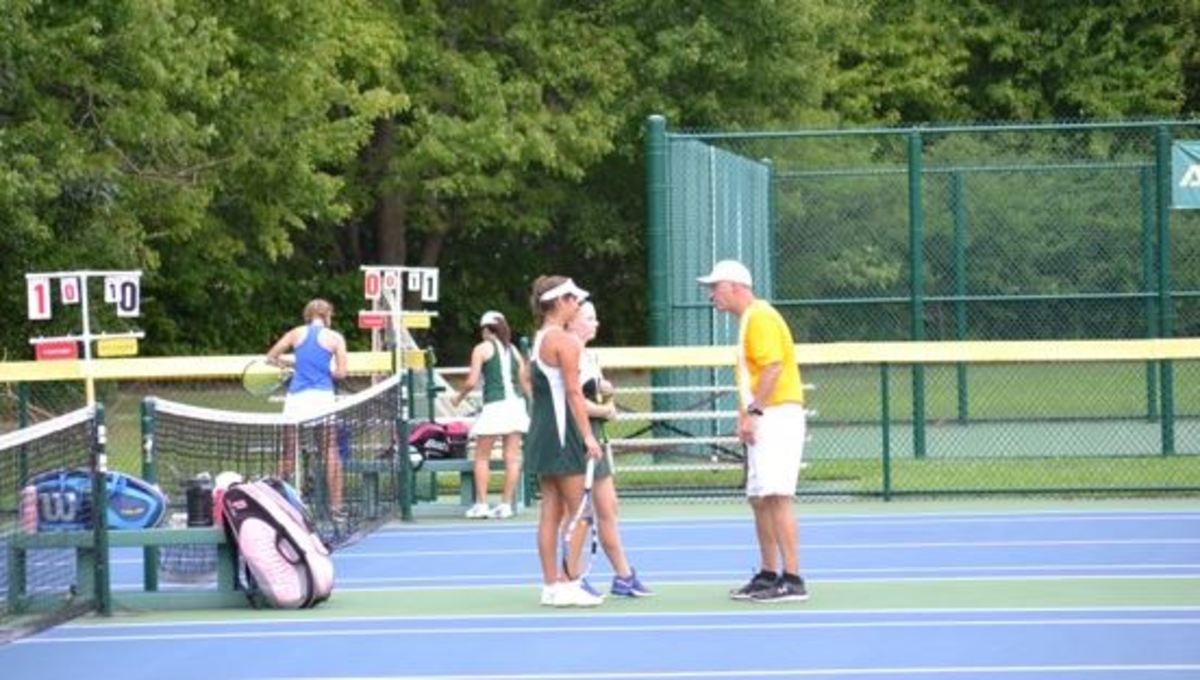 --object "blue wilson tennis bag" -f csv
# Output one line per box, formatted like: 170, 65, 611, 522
29, 469, 167, 531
